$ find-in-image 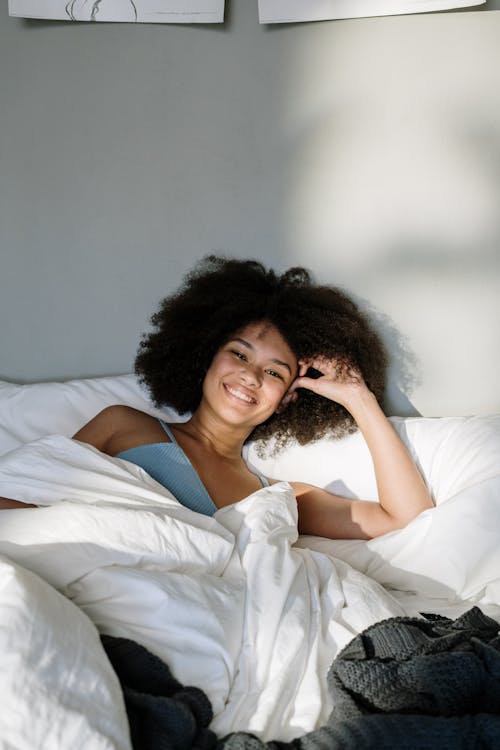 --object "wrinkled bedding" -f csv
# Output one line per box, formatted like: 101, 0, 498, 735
1, 410, 500, 748
98, 606, 500, 750
223, 607, 500, 750
249, 414, 500, 621
0, 436, 403, 744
